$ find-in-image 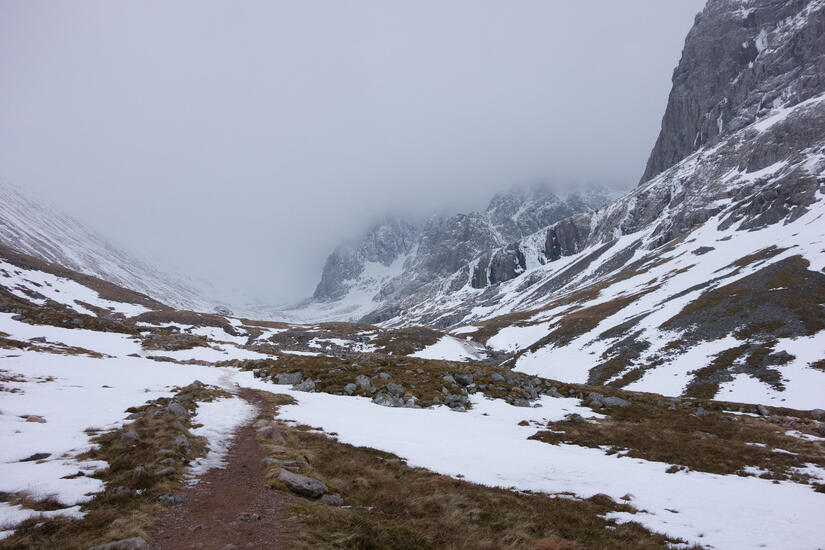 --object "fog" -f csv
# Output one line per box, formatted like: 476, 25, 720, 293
0, 0, 705, 305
